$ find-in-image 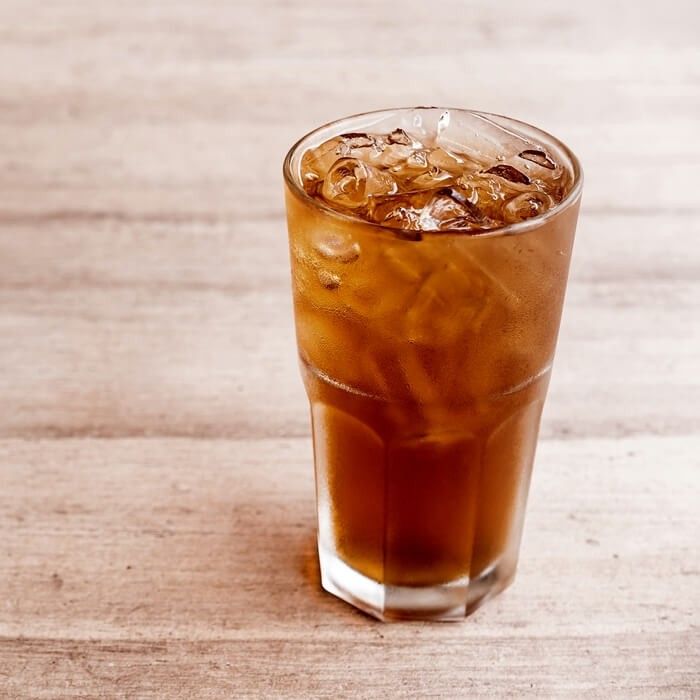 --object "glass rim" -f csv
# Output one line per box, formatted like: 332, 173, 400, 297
283, 106, 583, 239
